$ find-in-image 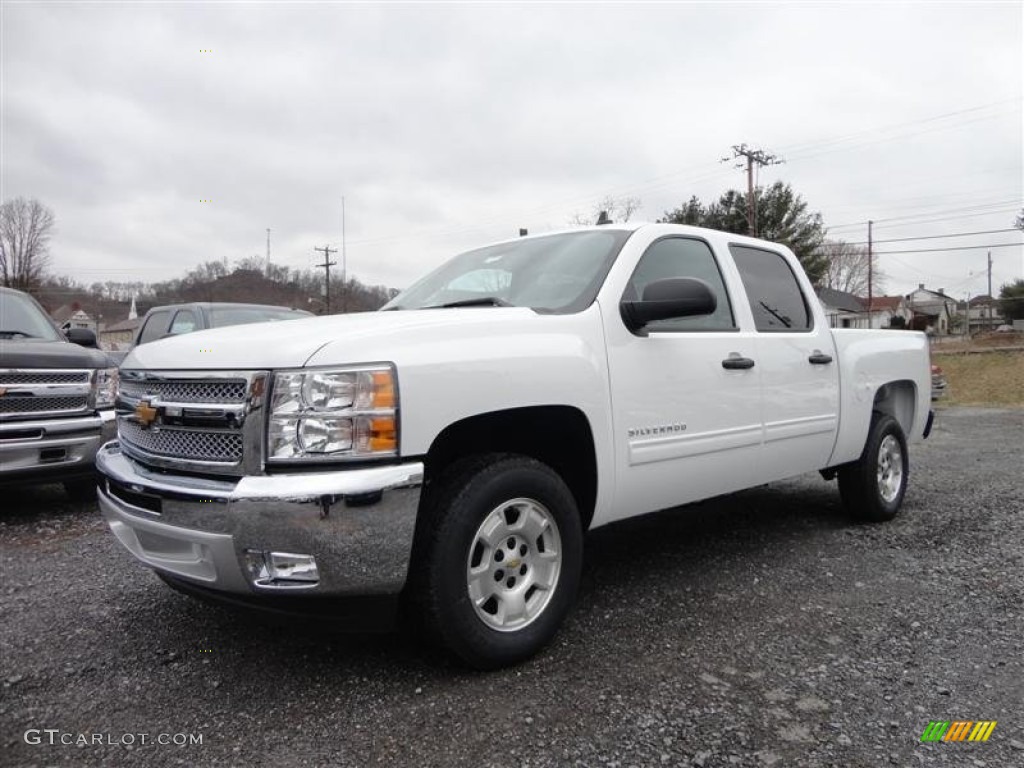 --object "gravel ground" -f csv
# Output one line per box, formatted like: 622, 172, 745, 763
2, 406, 1022, 768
